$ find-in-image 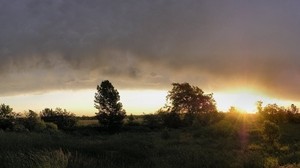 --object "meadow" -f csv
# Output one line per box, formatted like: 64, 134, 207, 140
0, 113, 300, 168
